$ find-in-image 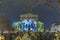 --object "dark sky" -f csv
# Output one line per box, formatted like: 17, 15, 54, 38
0, 0, 59, 29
